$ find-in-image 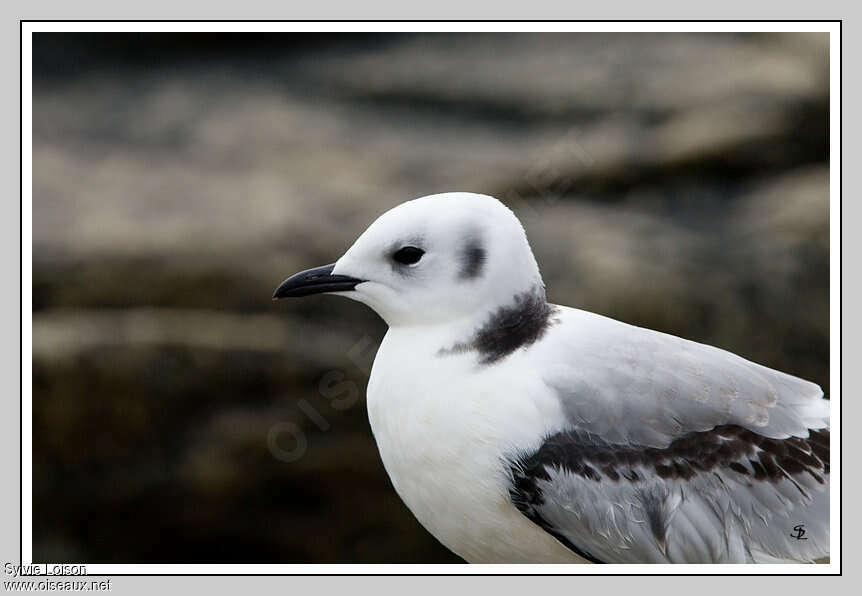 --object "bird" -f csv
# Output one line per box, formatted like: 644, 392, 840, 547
272, 192, 830, 564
